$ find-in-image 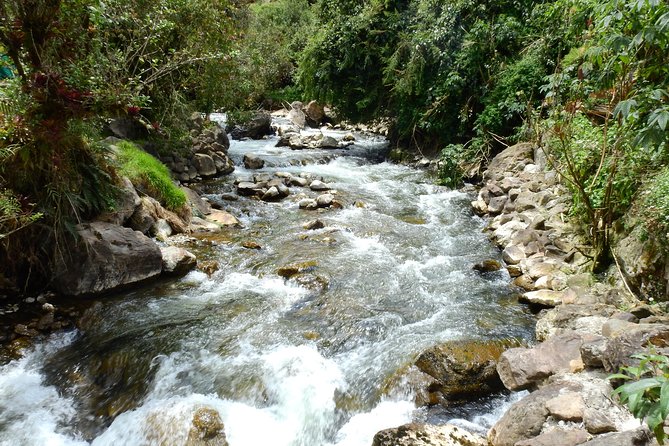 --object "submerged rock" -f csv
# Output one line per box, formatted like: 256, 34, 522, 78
186, 407, 228, 446
276, 261, 318, 279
